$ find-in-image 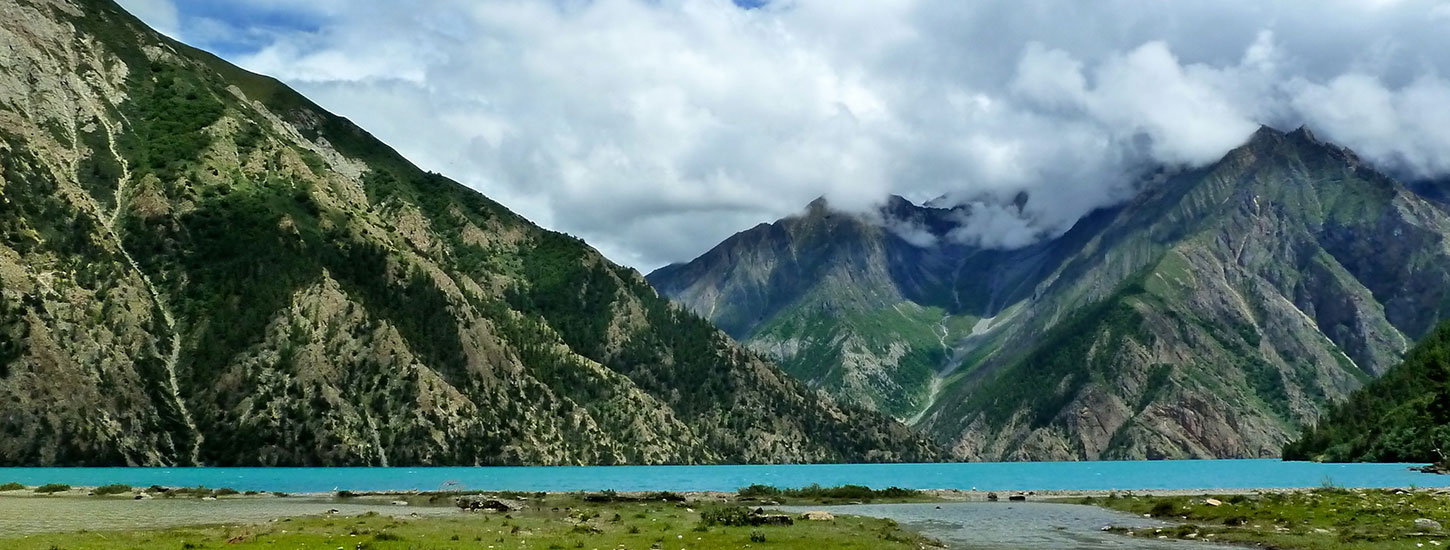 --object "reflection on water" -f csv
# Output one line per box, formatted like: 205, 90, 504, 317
0, 496, 456, 535
781, 502, 1239, 550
